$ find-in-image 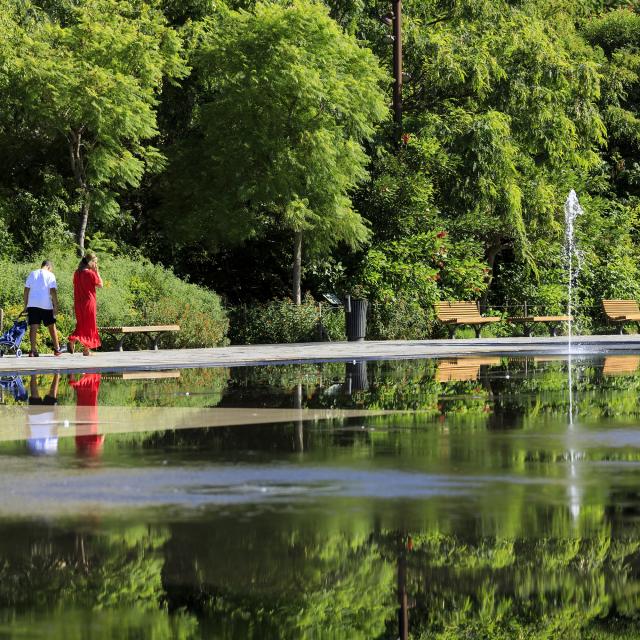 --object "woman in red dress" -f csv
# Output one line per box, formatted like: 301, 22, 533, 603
68, 251, 103, 356
71, 373, 104, 457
